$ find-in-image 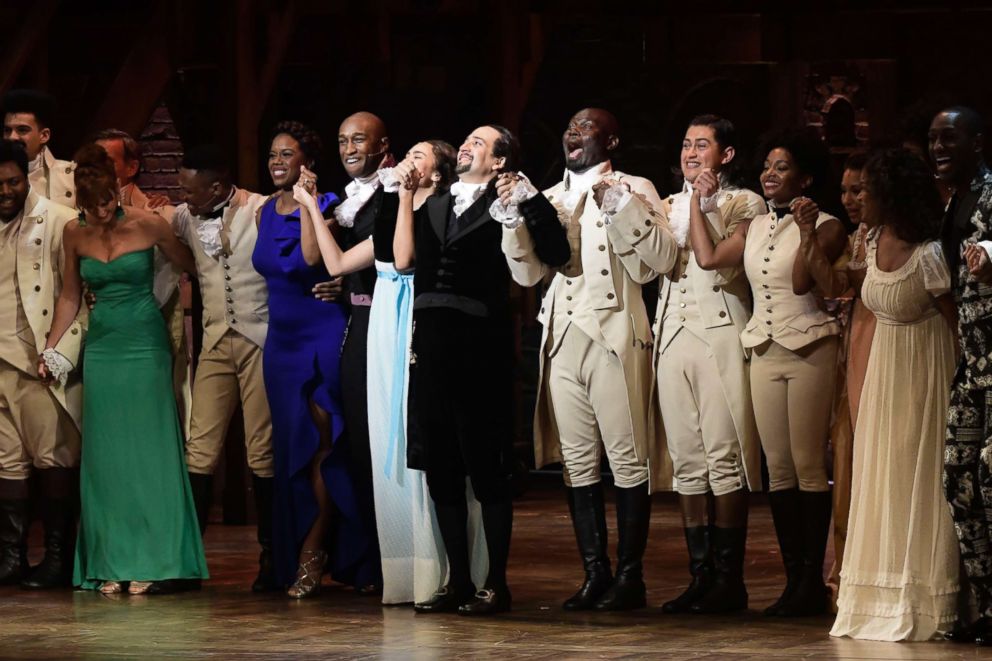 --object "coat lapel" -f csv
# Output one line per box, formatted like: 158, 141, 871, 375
446, 190, 494, 244
427, 192, 450, 243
